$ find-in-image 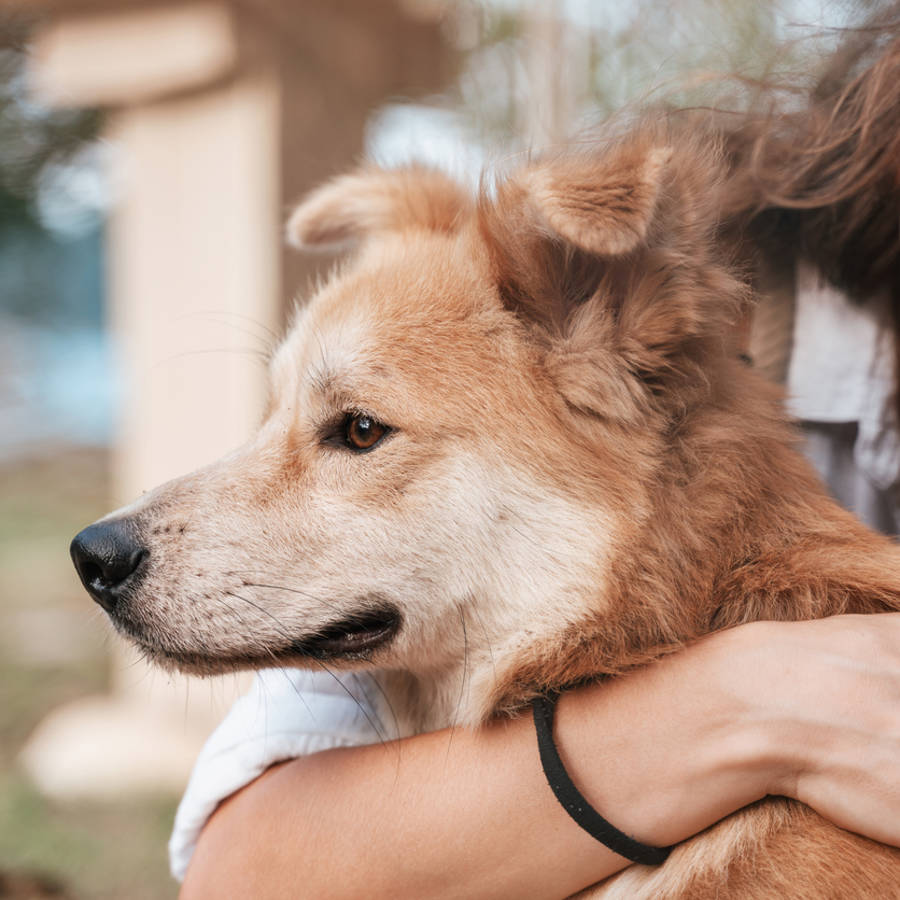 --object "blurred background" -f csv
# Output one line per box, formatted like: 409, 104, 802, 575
0, 1, 864, 897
